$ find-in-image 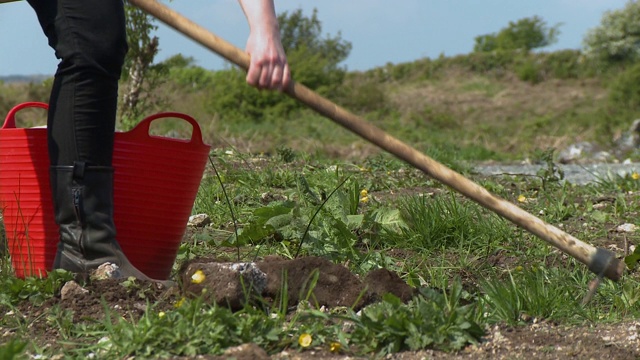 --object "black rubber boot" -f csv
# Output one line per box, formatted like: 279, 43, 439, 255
51, 162, 172, 287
